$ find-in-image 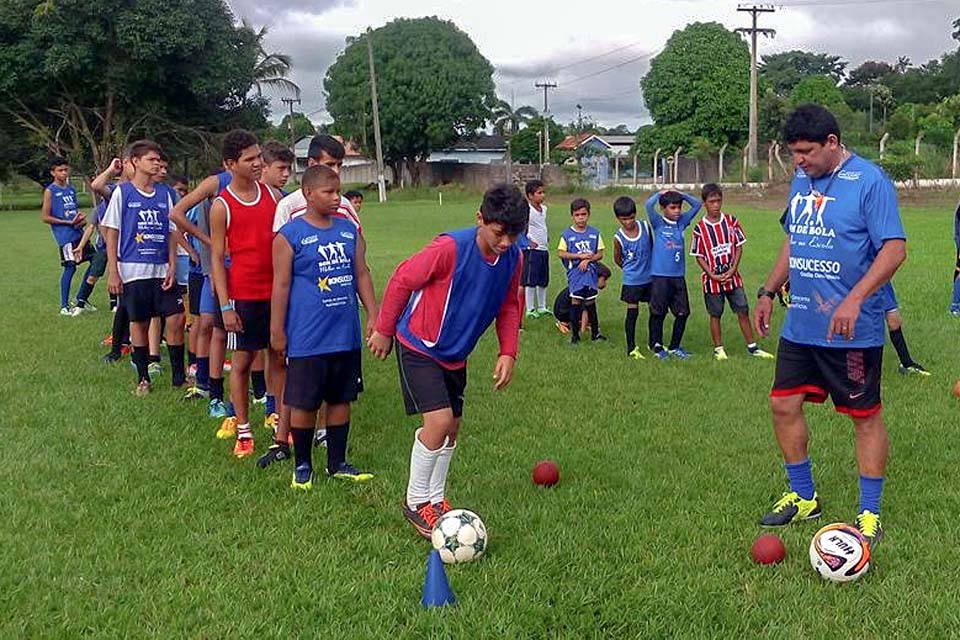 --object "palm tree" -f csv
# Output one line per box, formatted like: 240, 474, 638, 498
249, 24, 301, 98
490, 99, 538, 136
